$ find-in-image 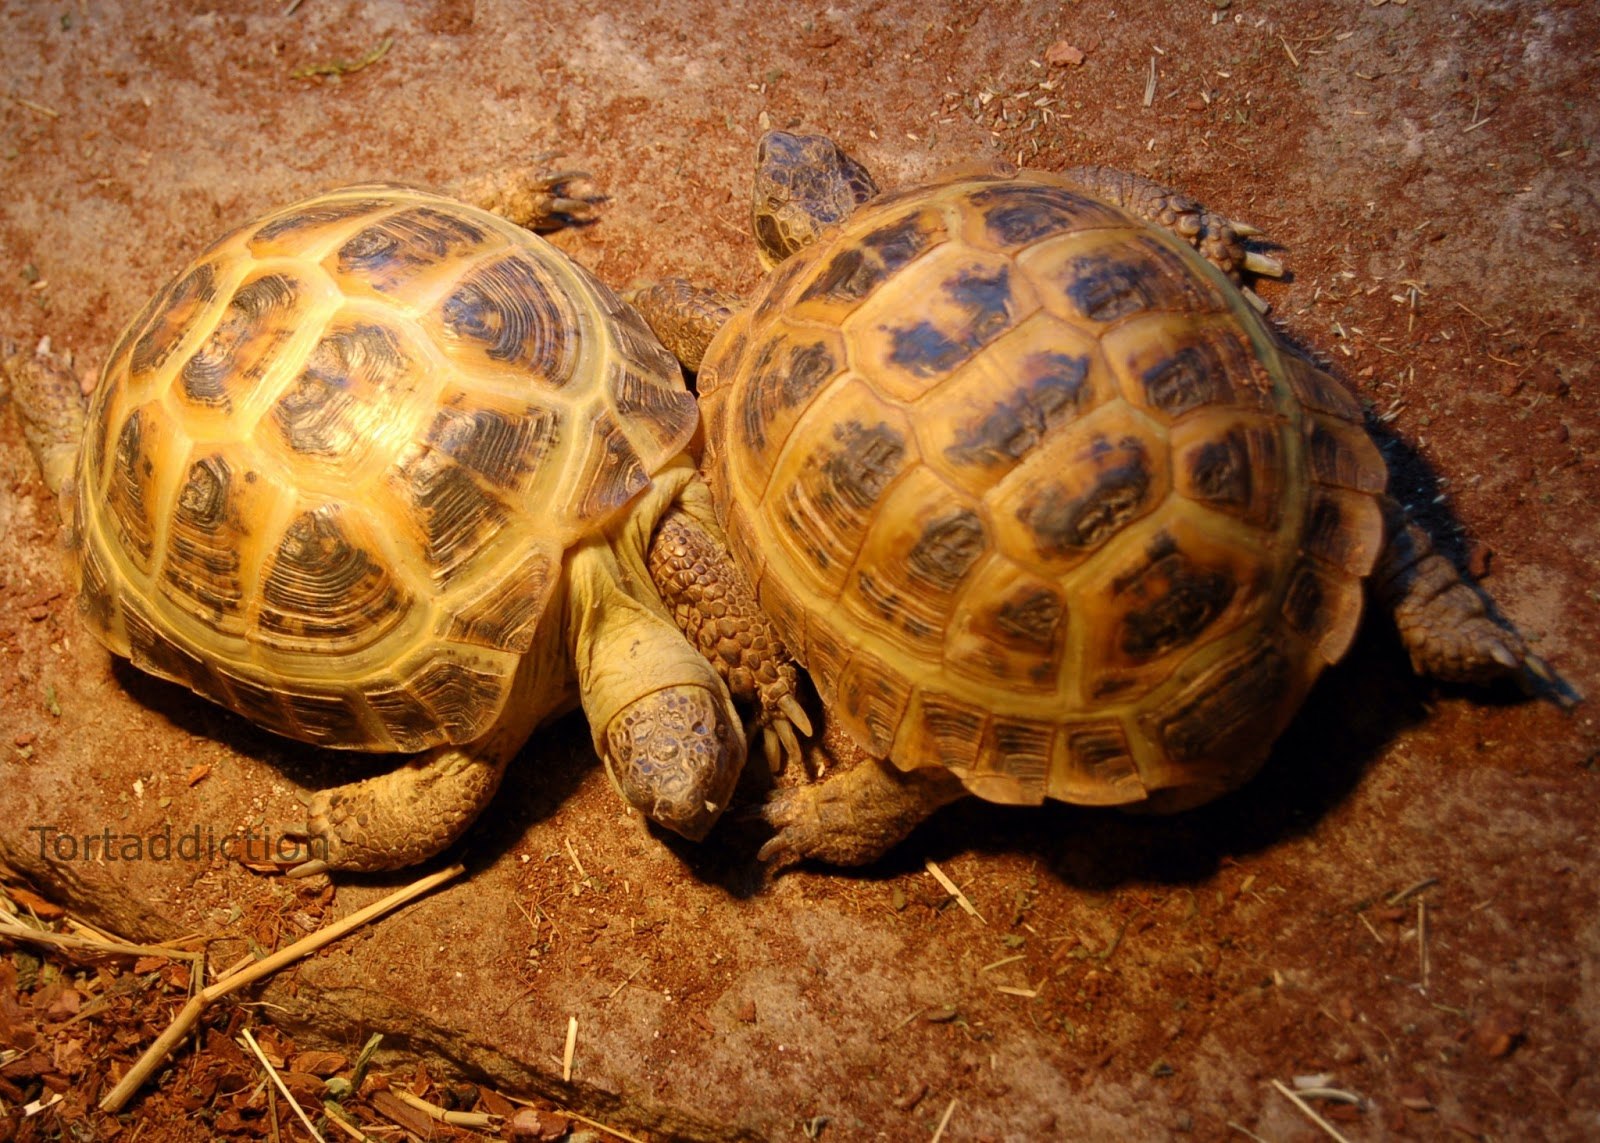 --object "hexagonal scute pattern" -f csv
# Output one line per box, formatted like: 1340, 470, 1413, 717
702, 171, 1387, 807
74, 185, 696, 753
